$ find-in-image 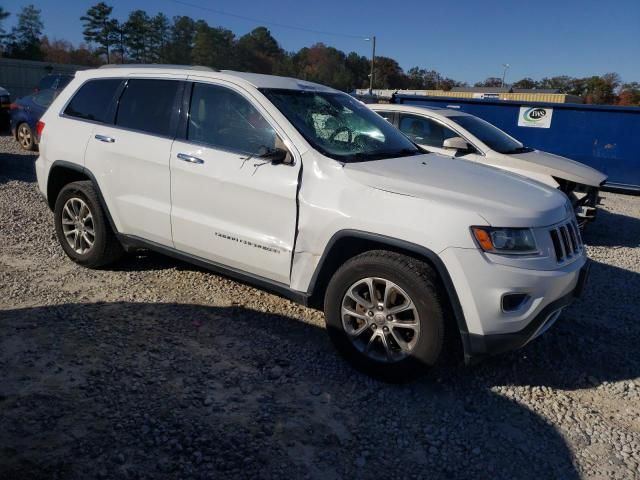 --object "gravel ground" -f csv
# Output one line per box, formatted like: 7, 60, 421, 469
1, 133, 639, 480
